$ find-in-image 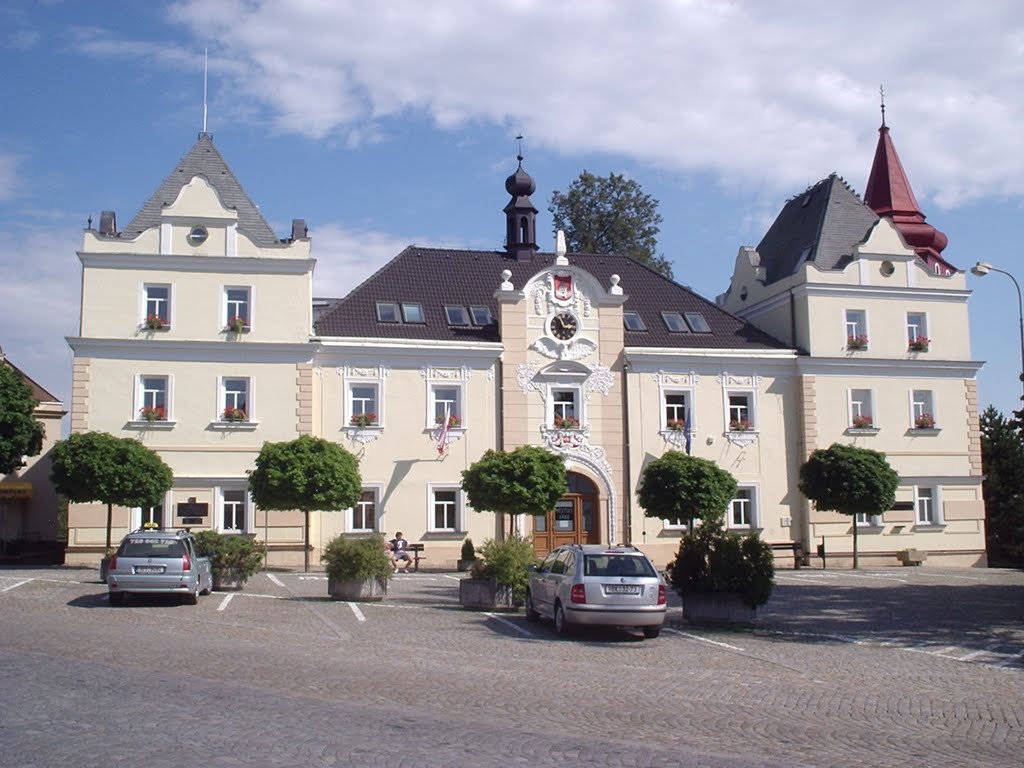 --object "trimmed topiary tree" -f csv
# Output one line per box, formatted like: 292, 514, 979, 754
637, 450, 737, 528
461, 446, 567, 537
799, 442, 899, 569
0, 362, 45, 475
